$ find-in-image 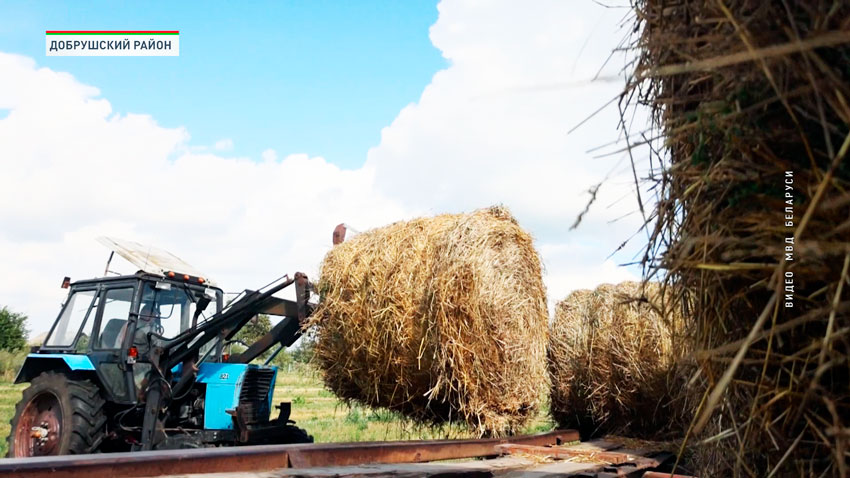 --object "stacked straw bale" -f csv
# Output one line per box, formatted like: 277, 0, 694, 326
627, 1, 850, 475
548, 282, 688, 439
309, 206, 549, 436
